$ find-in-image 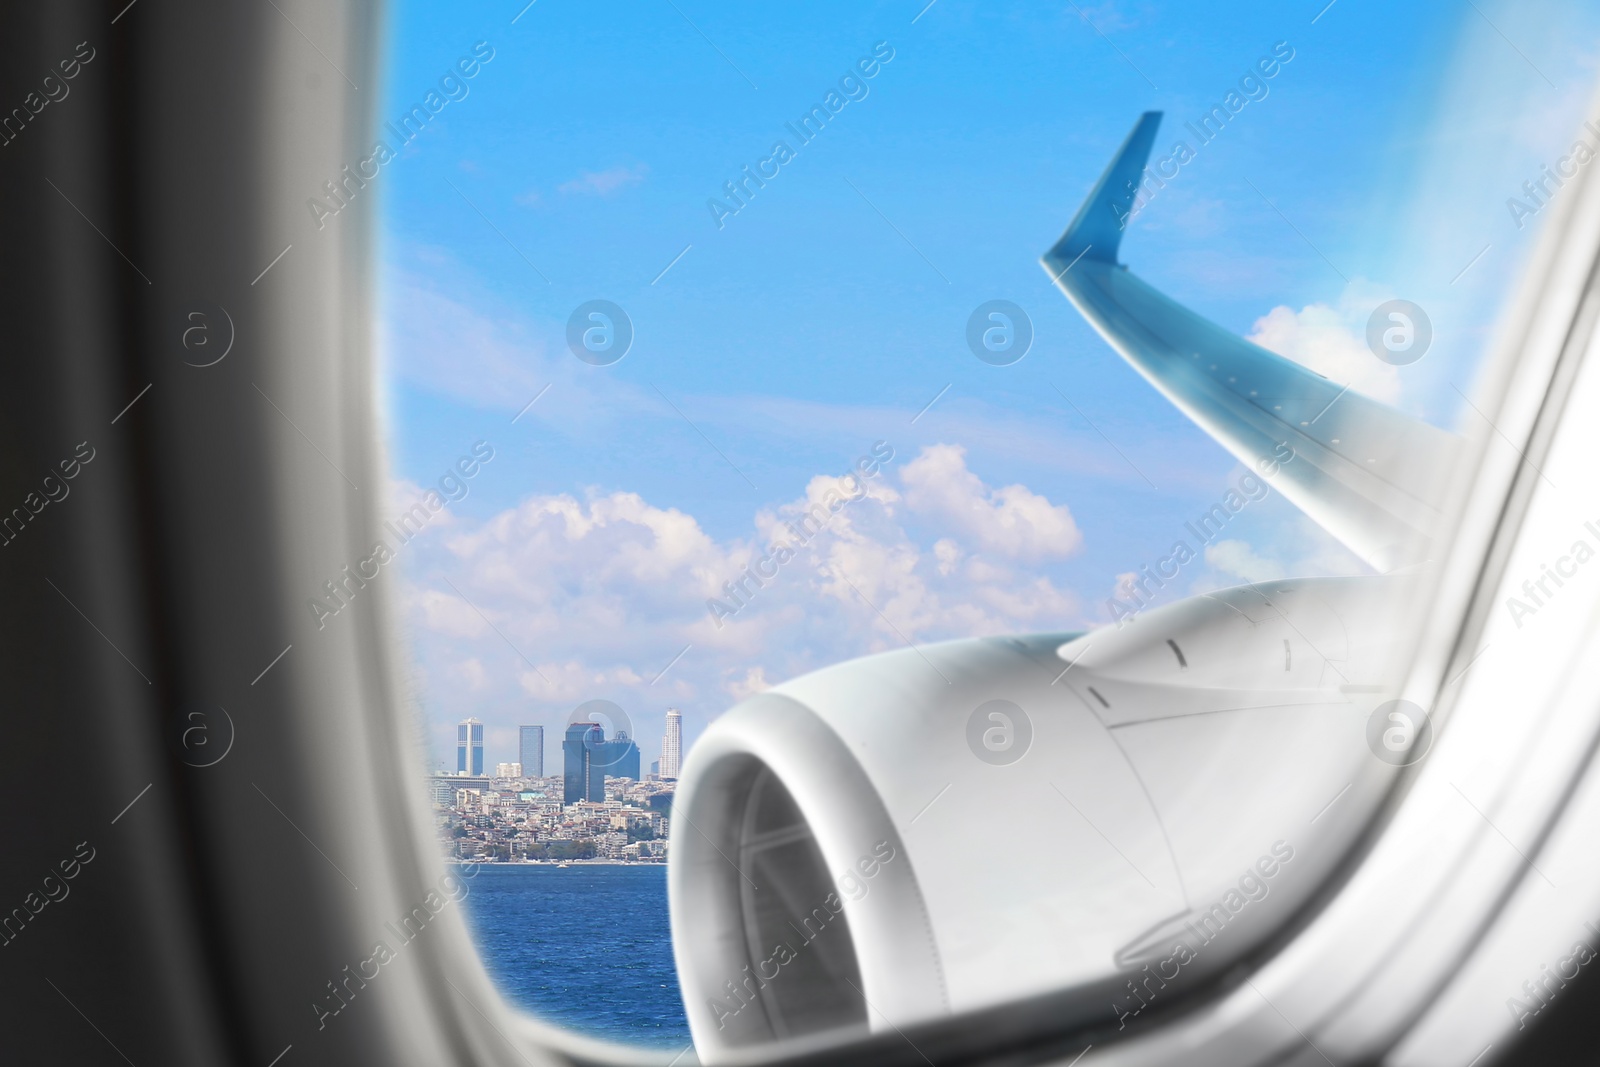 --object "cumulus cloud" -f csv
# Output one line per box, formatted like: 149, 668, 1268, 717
398, 445, 1088, 767
900, 444, 1083, 559
1246, 290, 1403, 404
724, 666, 770, 701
